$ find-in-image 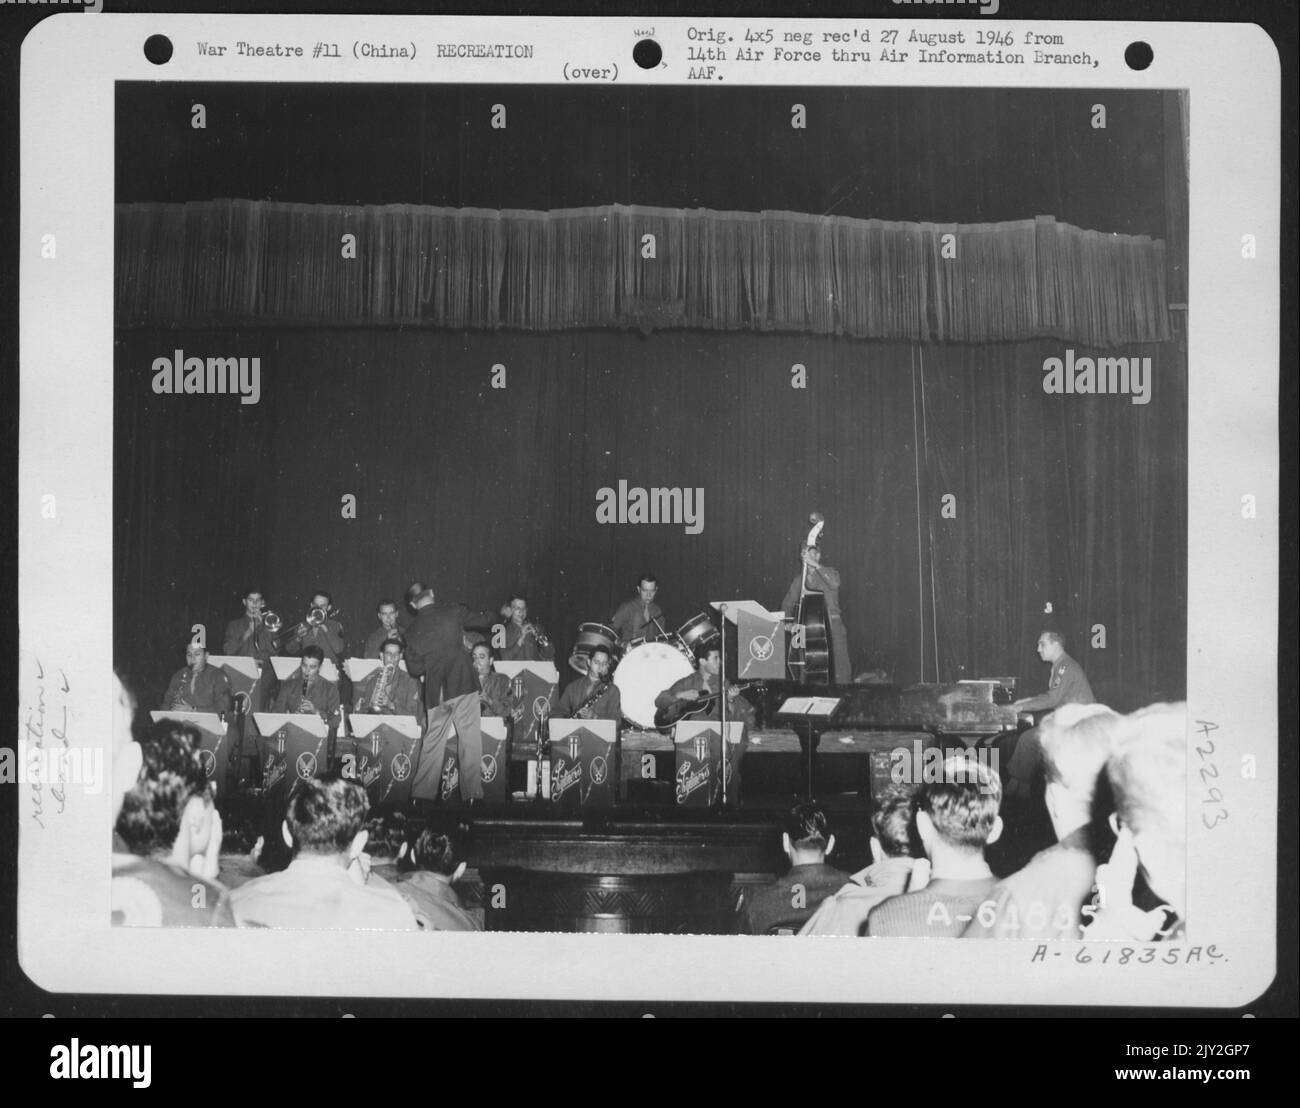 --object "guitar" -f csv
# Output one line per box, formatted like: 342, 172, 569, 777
653, 681, 761, 732
790, 512, 832, 685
